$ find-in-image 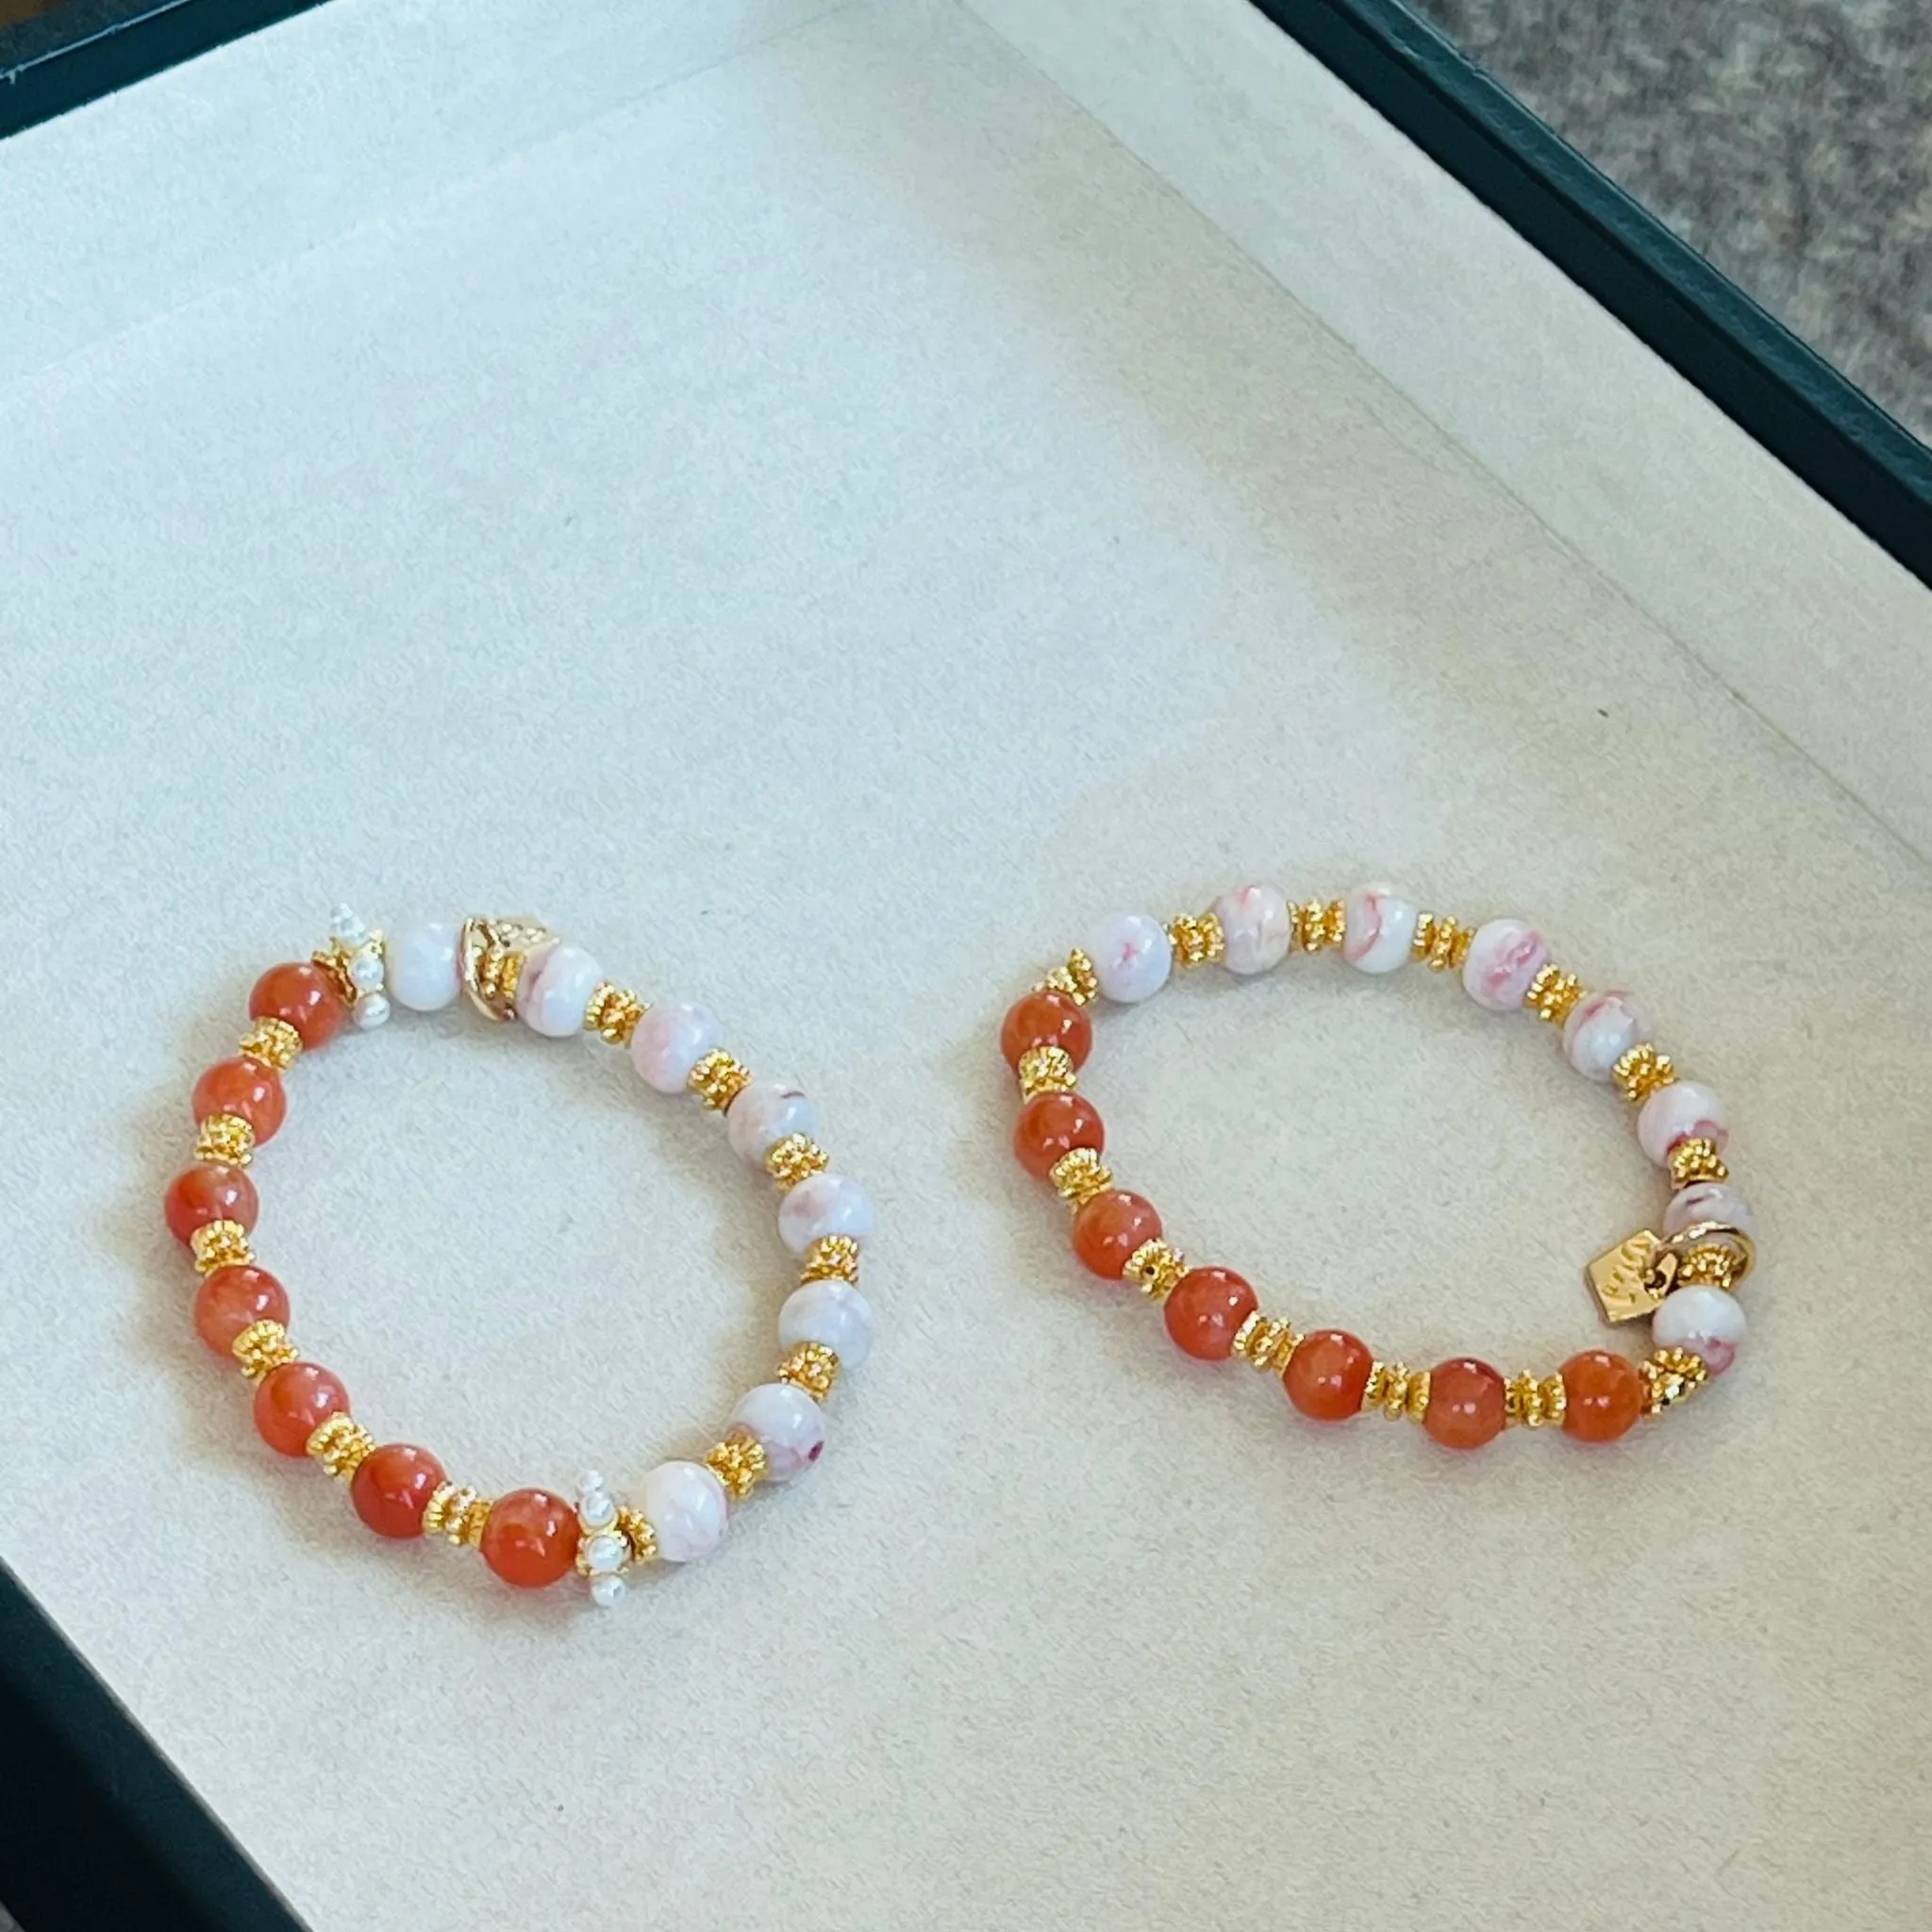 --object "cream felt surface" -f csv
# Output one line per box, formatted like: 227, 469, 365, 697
1, 2, 1929, 1927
